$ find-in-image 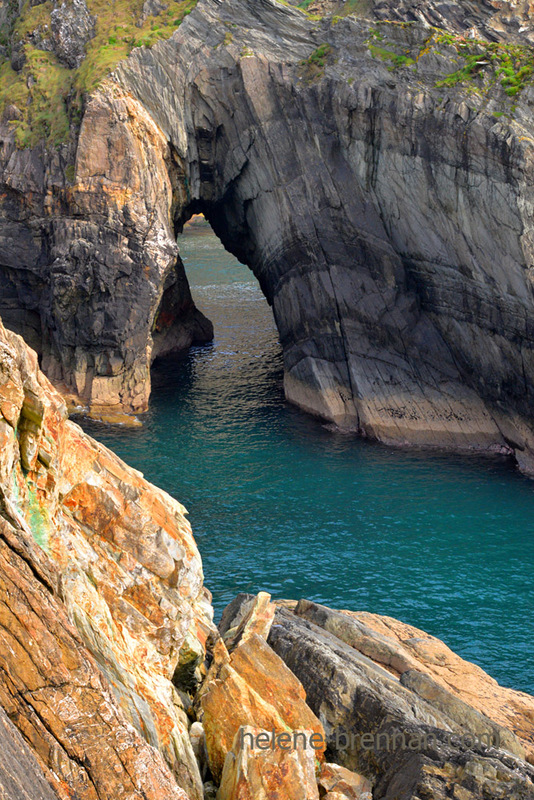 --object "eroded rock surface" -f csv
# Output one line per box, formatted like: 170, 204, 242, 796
0, 317, 215, 799
0, 705, 61, 800
199, 593, 325, 782
295, 599, 534, 761
218, 726, 321, 800
3, 0, 534, 467
266, 602, 534, 799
